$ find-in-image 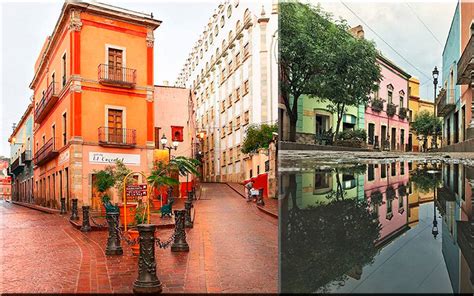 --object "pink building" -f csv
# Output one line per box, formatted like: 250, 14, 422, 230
366, 55, 411, 151
365, 161, 409, 245
154, 85, 196, 198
